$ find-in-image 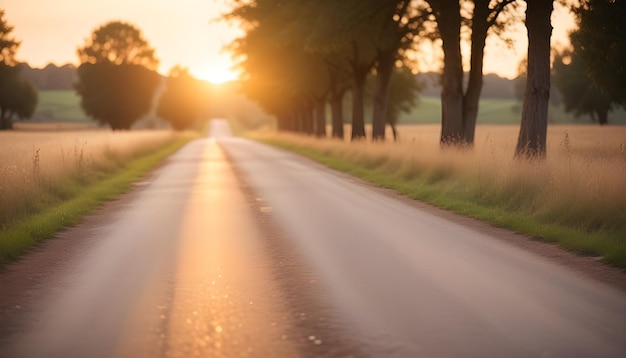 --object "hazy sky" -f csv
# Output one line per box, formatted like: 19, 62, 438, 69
3, 0, 242, 83
3, 1, 574, 82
